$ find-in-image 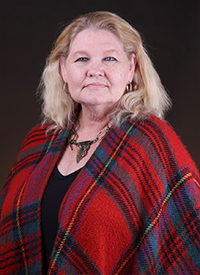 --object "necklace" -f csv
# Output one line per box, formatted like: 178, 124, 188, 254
68, 124, 110, 163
